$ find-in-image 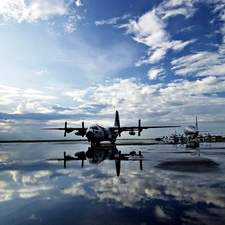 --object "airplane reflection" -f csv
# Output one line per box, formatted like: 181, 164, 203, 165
48, 144, 221, 176
54, 145, 144, 176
